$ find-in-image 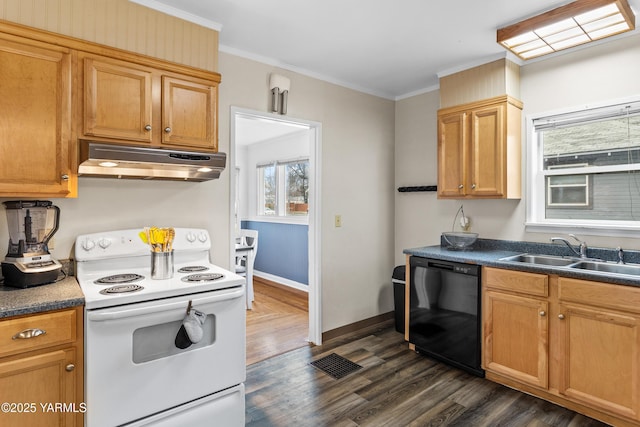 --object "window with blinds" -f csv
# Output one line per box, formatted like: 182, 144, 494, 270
528, 99, 640, 227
